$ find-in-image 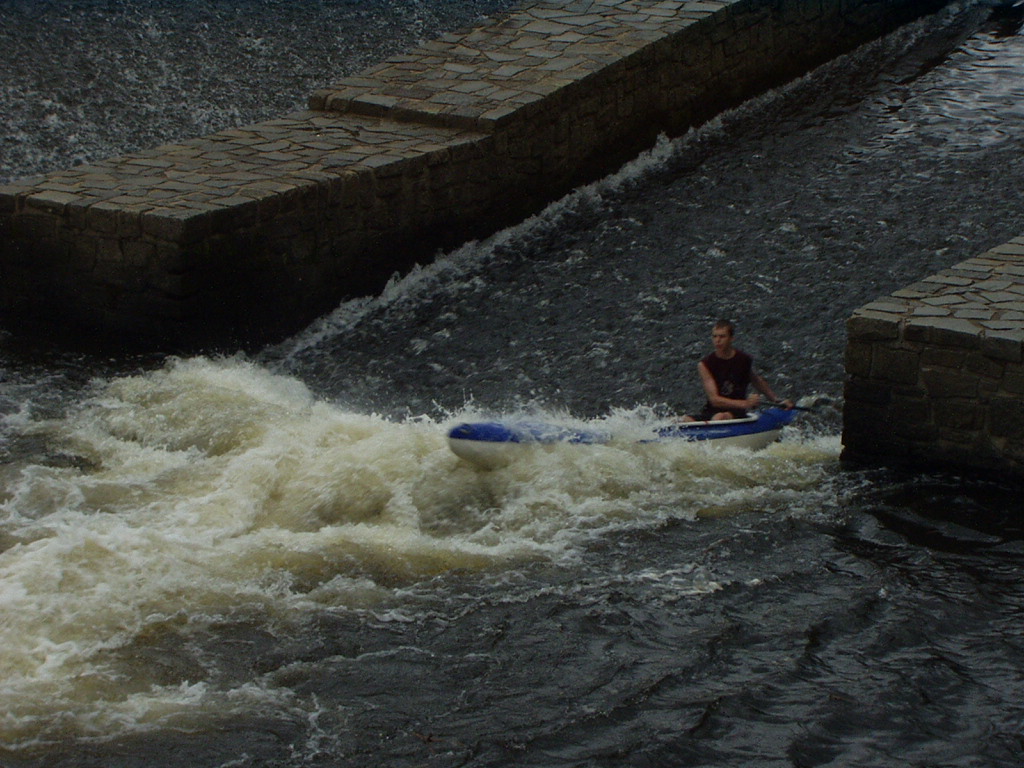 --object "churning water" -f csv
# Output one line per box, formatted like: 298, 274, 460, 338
1, 1, 1024, 766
